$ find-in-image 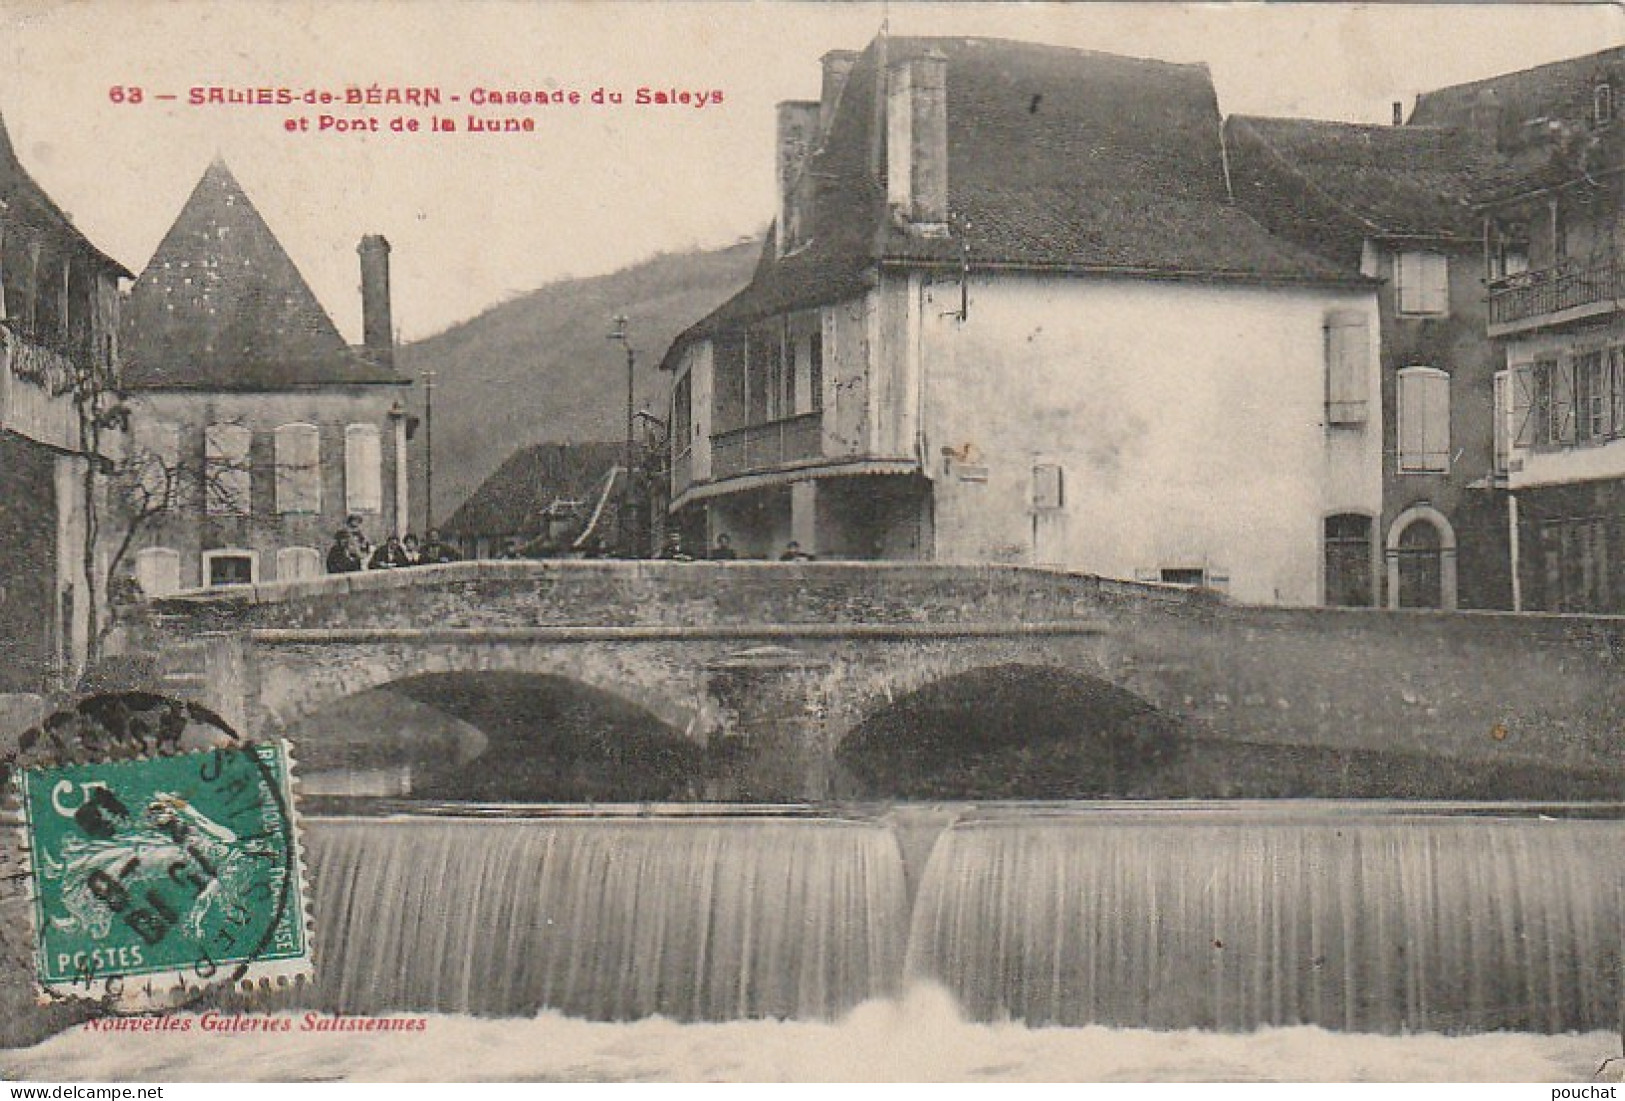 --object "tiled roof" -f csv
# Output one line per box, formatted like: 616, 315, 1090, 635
122, 160, 401, 390
1410, 45, 1625, 135
1225, 116, 1498, 242
442, 440, 623, 537
0, 112, 131, 278
1410, 46, 1625, 202
664, 35, 1363, 367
